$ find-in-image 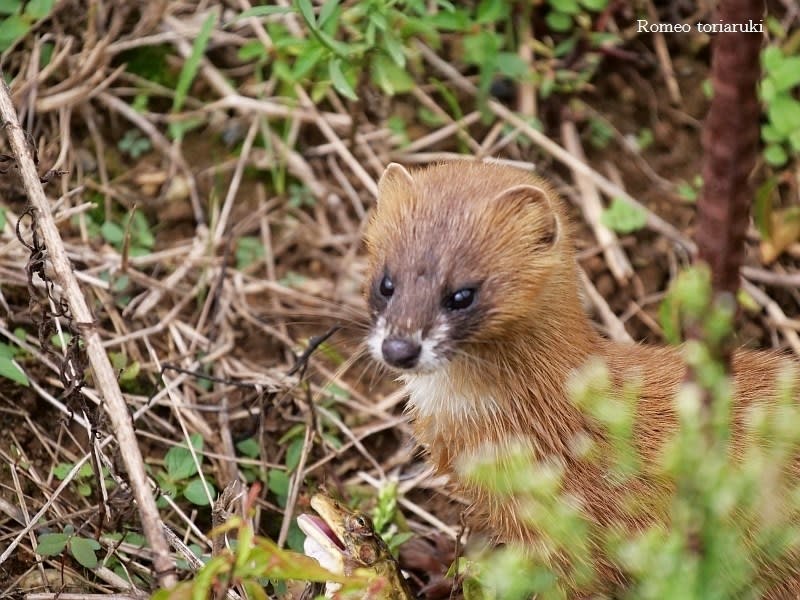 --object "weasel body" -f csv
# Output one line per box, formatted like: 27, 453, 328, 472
363, 161, 799, 596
